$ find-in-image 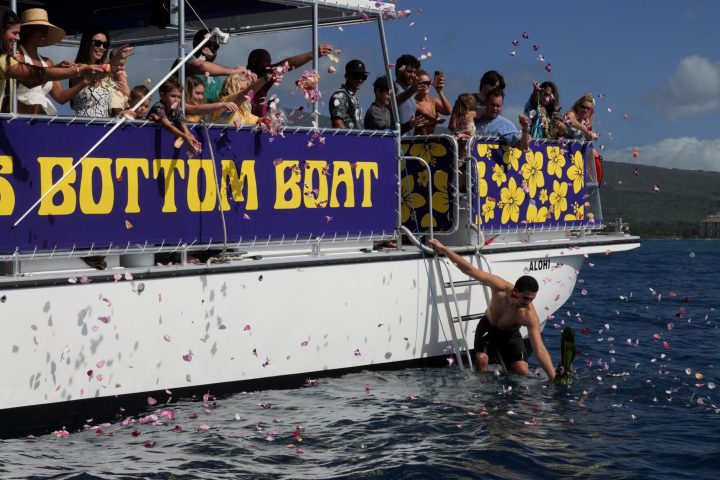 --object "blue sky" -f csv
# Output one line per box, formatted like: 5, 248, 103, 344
46, 0, 720, 171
